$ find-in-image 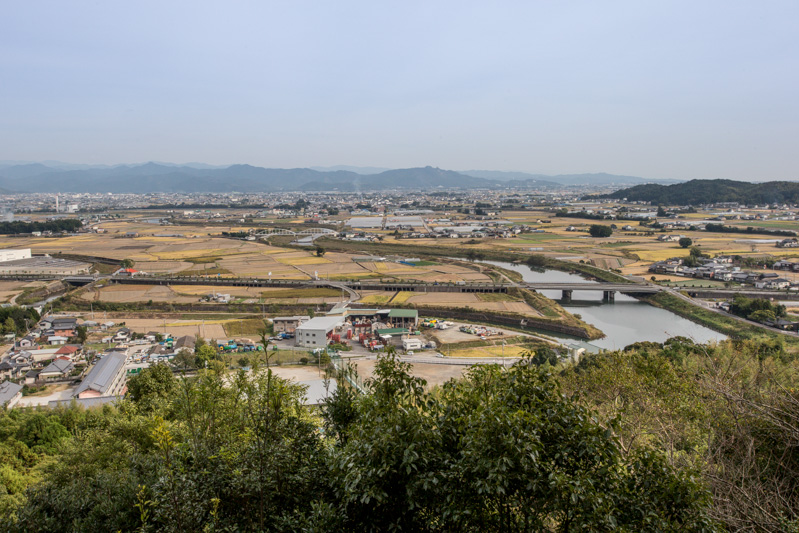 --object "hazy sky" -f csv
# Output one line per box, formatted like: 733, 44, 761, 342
1, 1, 797, 180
